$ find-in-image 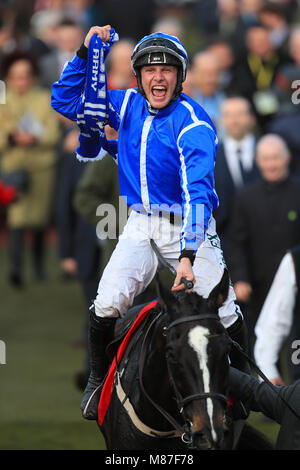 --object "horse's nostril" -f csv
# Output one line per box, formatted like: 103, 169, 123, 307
192, 429, 215, 450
